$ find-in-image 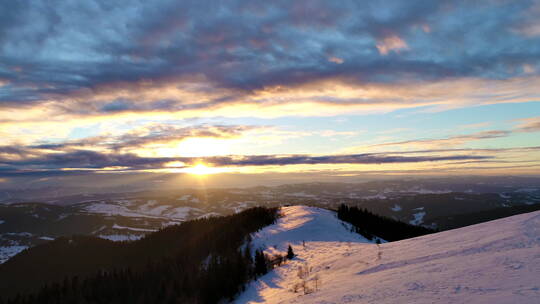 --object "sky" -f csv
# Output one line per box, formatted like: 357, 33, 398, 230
1, 0, 540, 188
